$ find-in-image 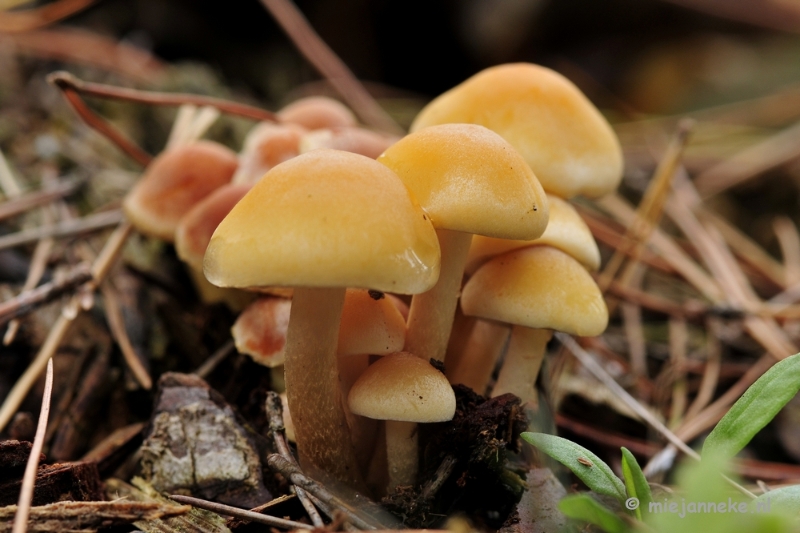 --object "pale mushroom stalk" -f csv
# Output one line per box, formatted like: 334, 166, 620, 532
491, 326, 552, 402
385, 420, 419, 487
404, 228, 473, 363
447, 319, 509, 394
282, 287, 363, 487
